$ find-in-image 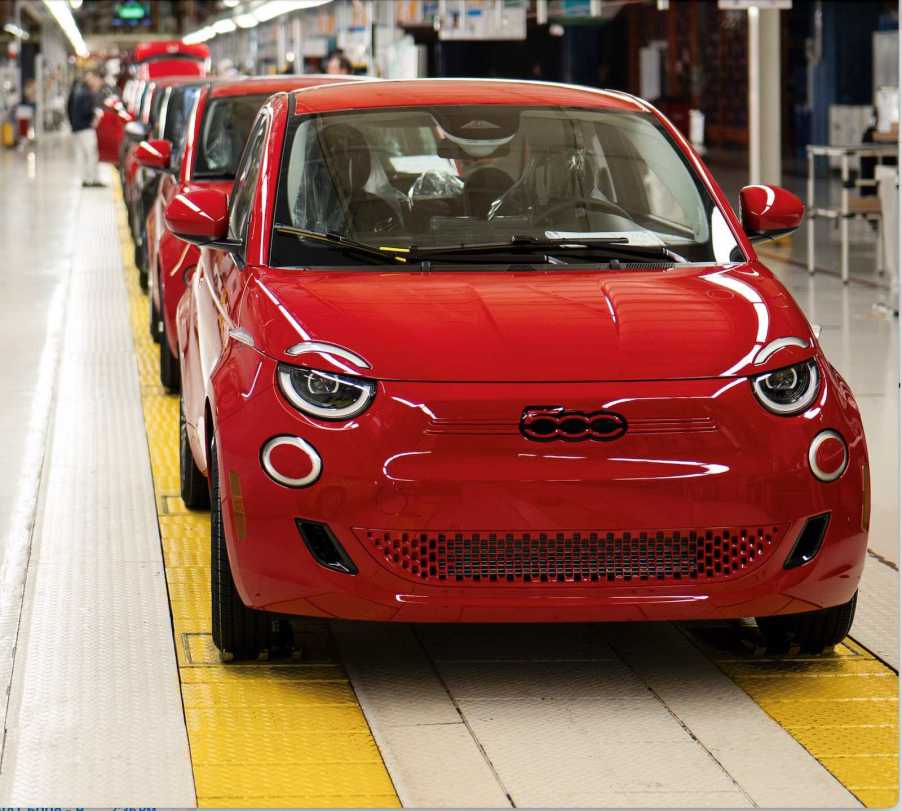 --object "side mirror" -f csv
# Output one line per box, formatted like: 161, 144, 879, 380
165, 188, 230, 246
135, 139, 172, 171
124, 120, 147, 140
739, 184, 804, 242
